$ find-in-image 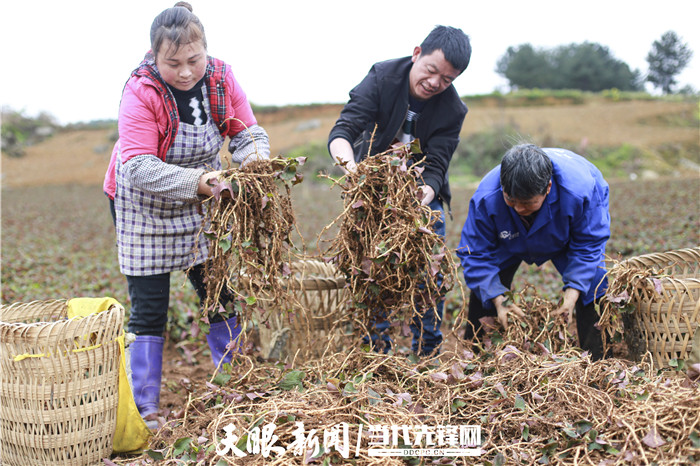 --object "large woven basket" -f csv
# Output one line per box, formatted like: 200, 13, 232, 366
256, 260, 349, 361
614, 247, 700, 367
0, 300, 124, 466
